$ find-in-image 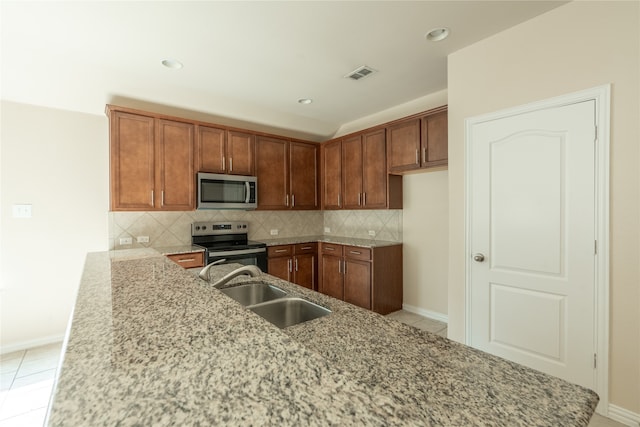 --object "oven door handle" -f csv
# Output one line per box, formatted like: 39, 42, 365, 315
245, 182, 251, 203
208, 248, 266, 257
